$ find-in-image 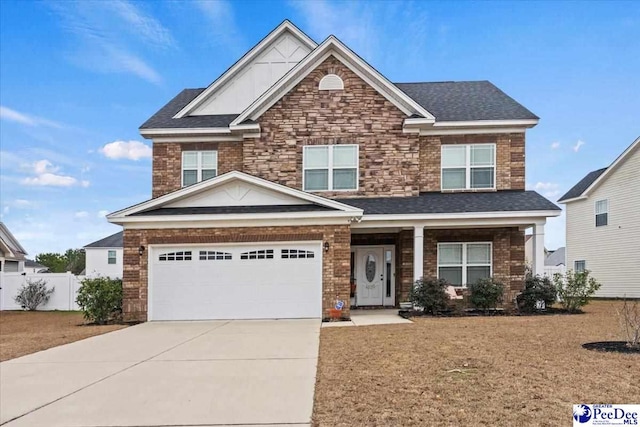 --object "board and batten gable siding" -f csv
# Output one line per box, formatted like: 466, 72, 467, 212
565, 146, 640, 298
